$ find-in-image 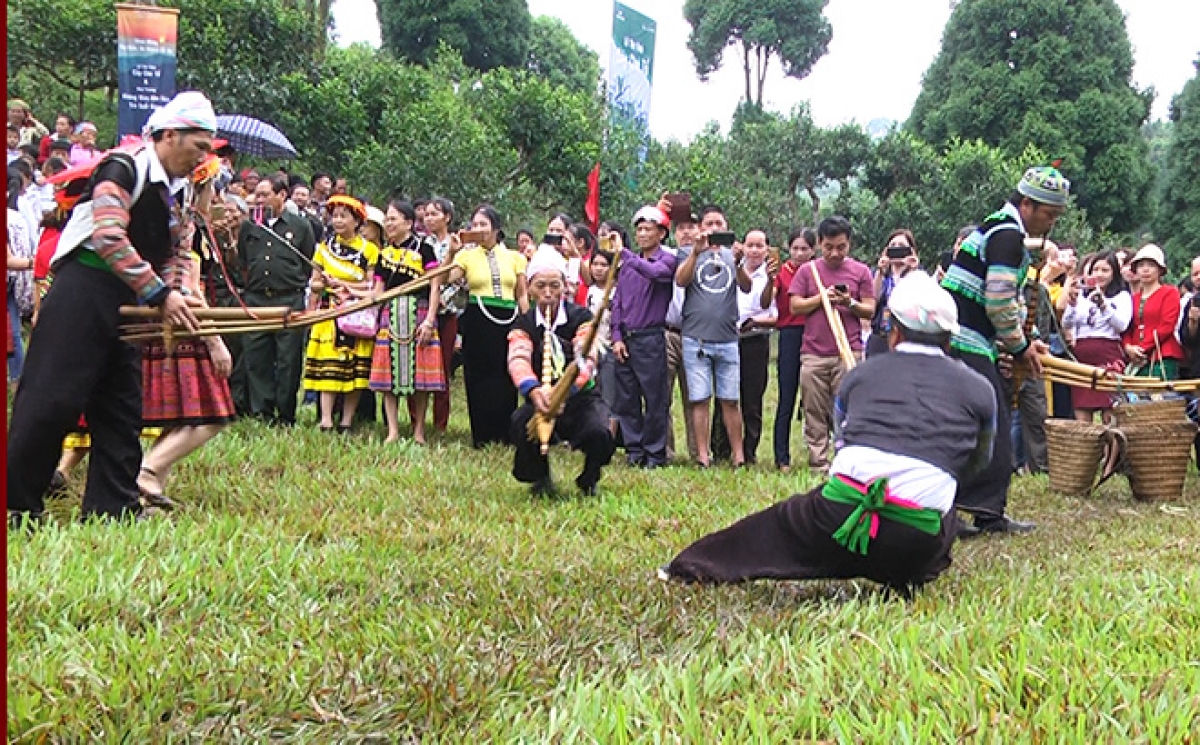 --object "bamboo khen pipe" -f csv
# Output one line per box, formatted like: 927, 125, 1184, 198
119, 306, 293, 321
811, 261, 857, 370
119, 265, 454, 343
526, 254, 622, 450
